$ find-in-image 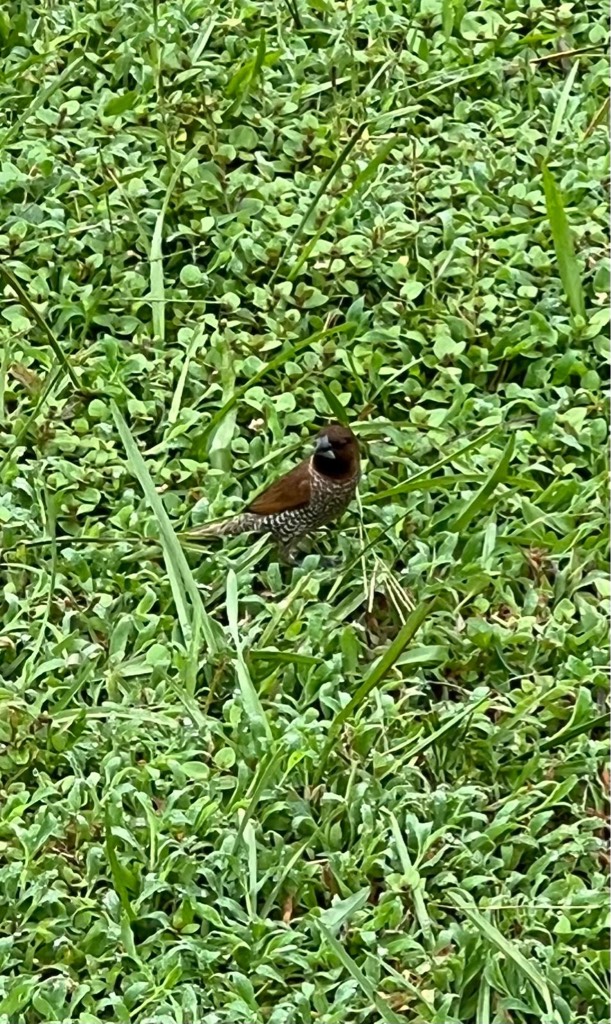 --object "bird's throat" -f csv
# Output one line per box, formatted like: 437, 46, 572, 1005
312, 452, 358, 481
